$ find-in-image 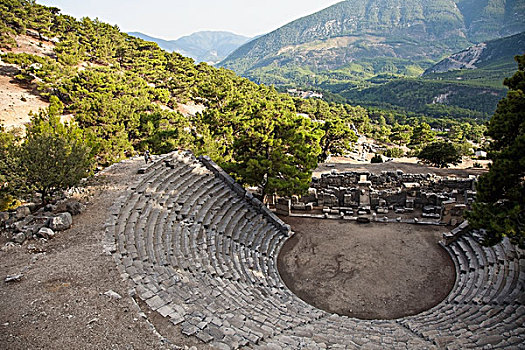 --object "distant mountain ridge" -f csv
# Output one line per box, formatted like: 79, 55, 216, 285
219, 0, 525, 83
128, 31, 251, 64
